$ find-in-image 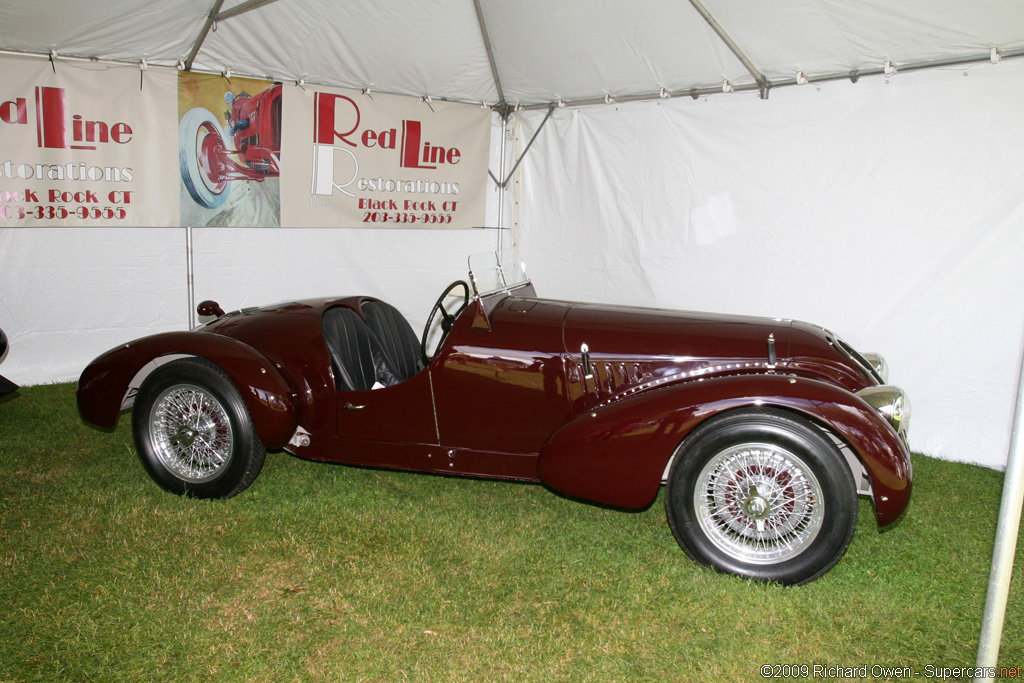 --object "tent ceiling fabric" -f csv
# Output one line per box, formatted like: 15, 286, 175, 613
1, 0, 1021, 107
